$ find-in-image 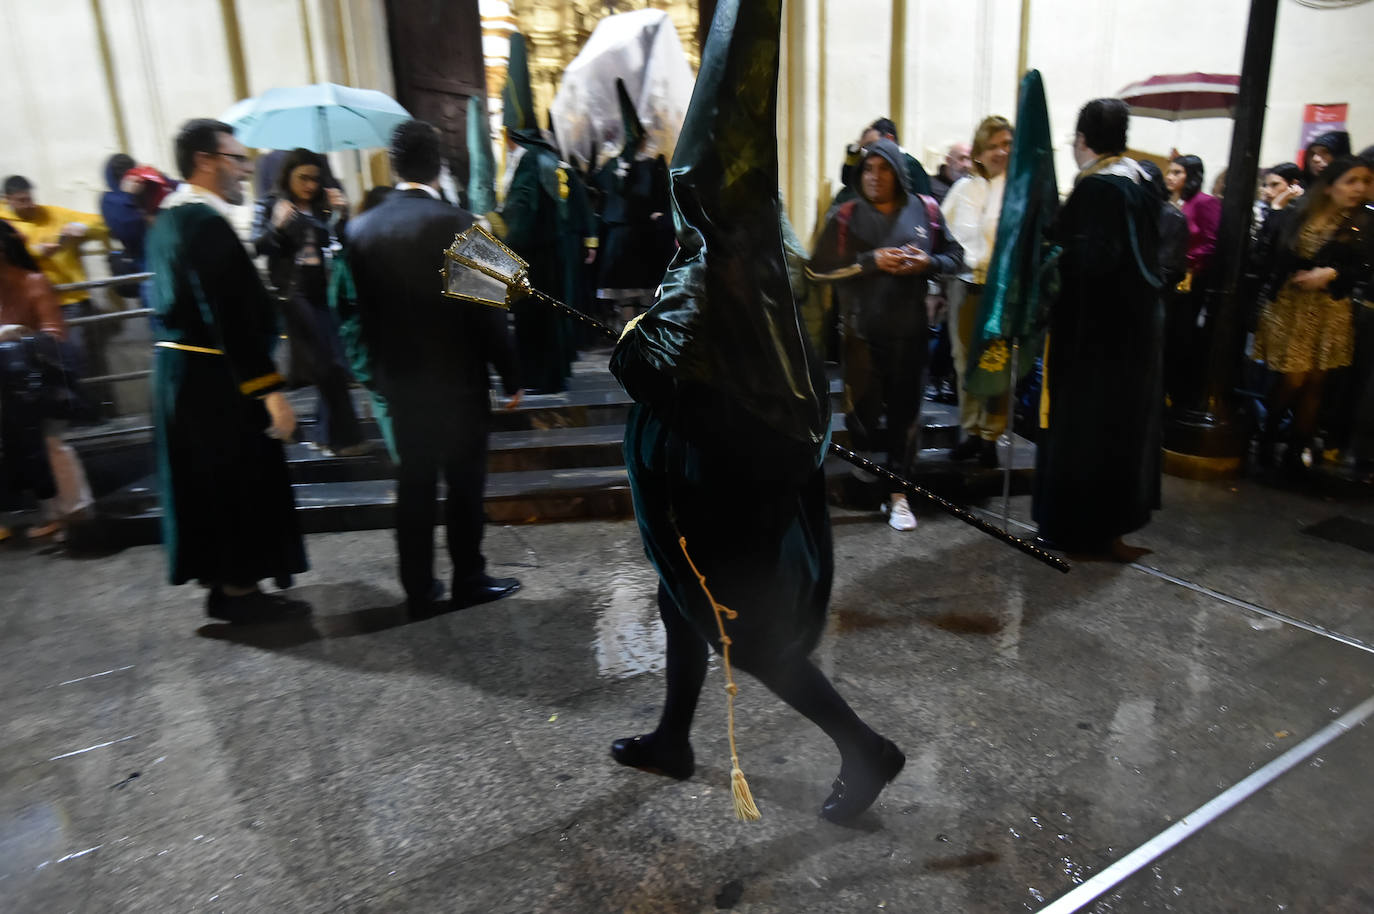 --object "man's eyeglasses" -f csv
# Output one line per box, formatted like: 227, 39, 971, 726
216, 152, 250, 164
